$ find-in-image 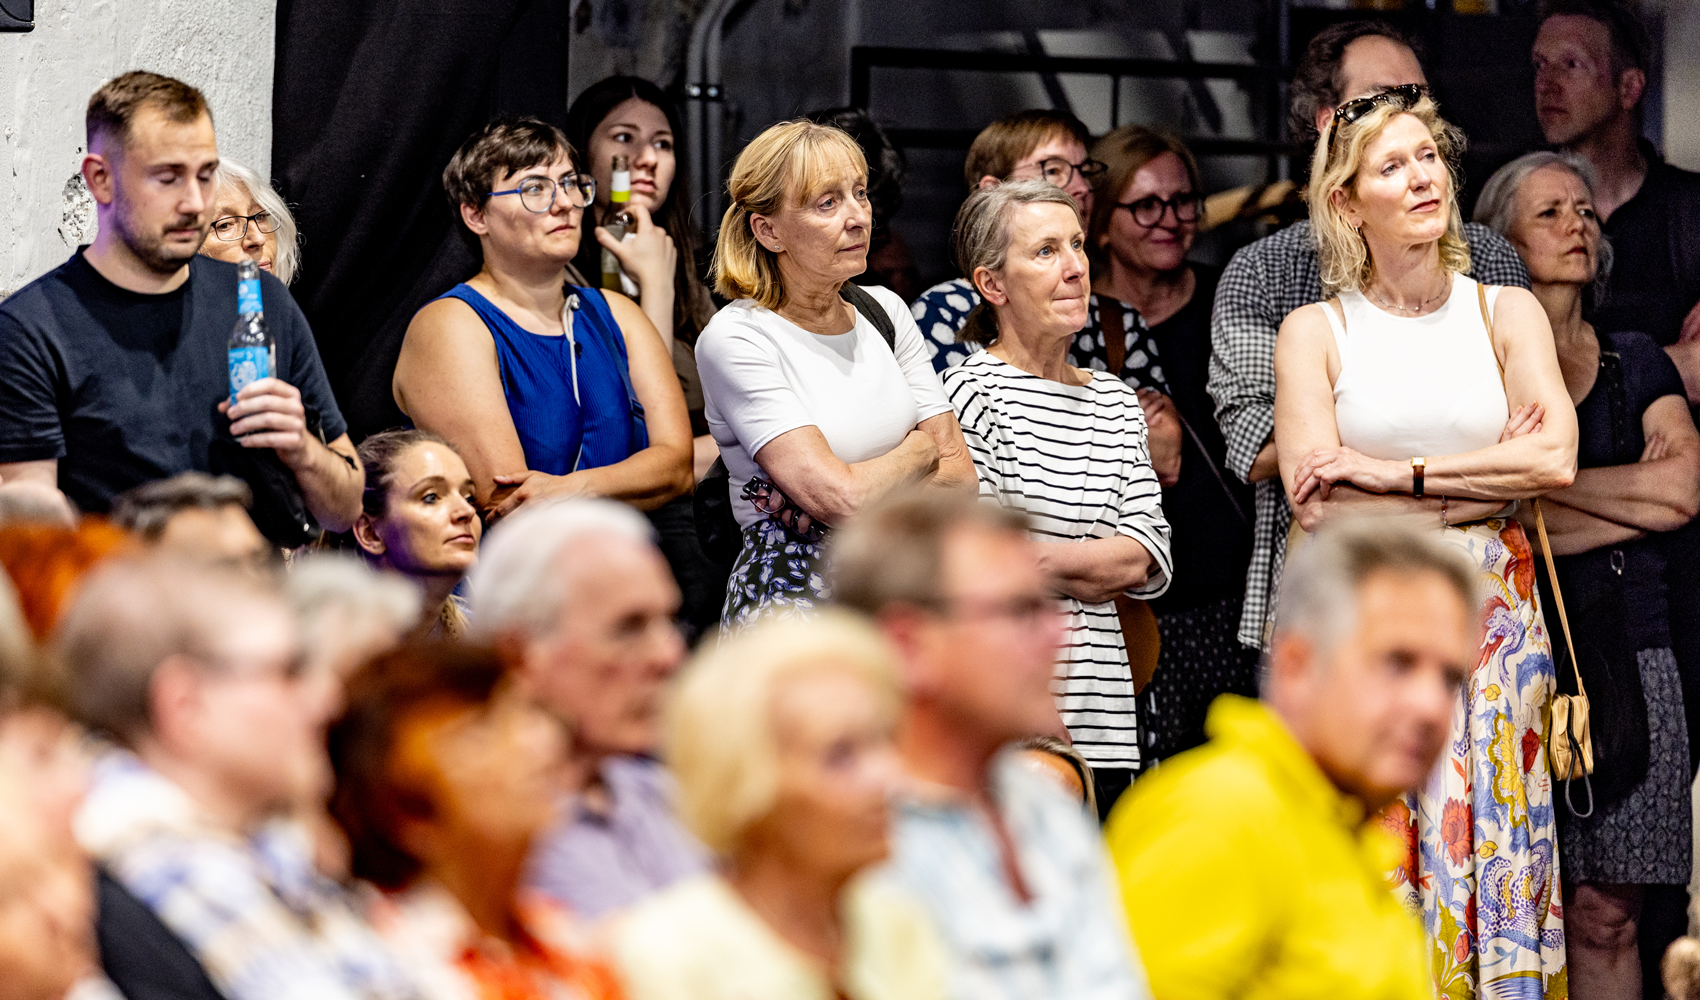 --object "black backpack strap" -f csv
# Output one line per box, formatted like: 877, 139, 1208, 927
840, 282, 897, 351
